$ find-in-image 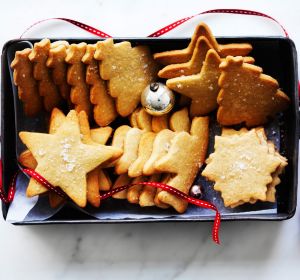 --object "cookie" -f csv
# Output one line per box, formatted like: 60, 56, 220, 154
156, 117, 209, 213
139, 174, 161, 207
98, 169, 112, 191
115, 128, 143, 175
136, 108, 152, 131
167, 49, 221, 116
112, 174, 132, 199
65, 43, 92, 117
169, 107, 190, 132
46, 41, 71, 101
11, 48, 43, 116
19, 150, 37, 169
221, 127, 288, 204
26, 108, 66, 197
129, 107, 141, 128
90, 127, 113, 146
103, 125, 131, 168
127, 176, 148, 204
202, 128, 284, 208
77, 111, 122, 206
152, 115, 169, 132
128, 131, 156, 177
153, 22, 252, 65
154, 173, 171, 209
28, 38, 63, 111
158, 36, 212, 79
94, 39, 159, 116
82, 44, 117, 126
217, 56, 290, 127
19, 110, 117, 207
219, 43, 253, 57
143, 129, 175, 176
48, 107, 67, 132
